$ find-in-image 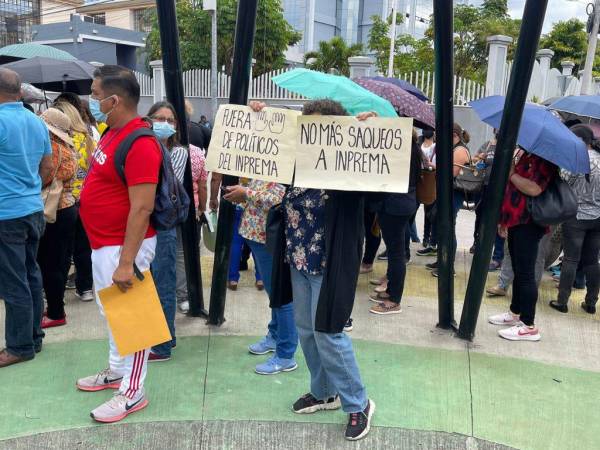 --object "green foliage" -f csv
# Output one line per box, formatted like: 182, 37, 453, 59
304, 36, 364, 77
146, 0, 301, 76
368, 1, 518, 82
480, 0, 509, 19
539, 19, 589, 73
